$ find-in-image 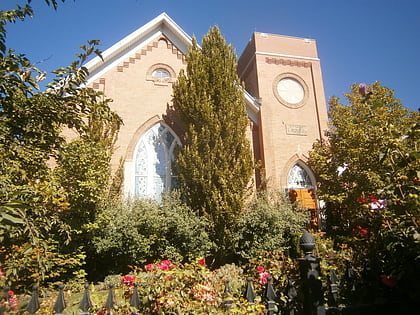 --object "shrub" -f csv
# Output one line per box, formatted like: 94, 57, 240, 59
91, 192, 214, 279
234, 190, 310, 262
